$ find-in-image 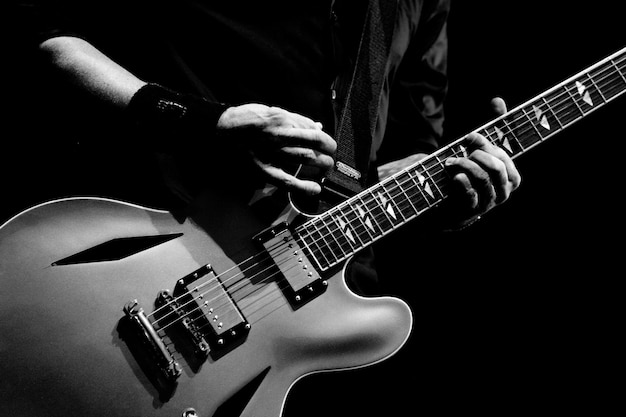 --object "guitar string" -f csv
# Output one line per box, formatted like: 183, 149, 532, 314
152, 51, 626, 333
161, 63, 626, 361
294, 52, 626, 265
158, 65, 626, 361
154, 252, 291, 333
479, 53, 626, 153
148, 51, 626, 337
475, 52, 626, 148
155, 54, 626, 335
294, 70, 624, 270
312, 52, 626, 227
147, 248, 282, 322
